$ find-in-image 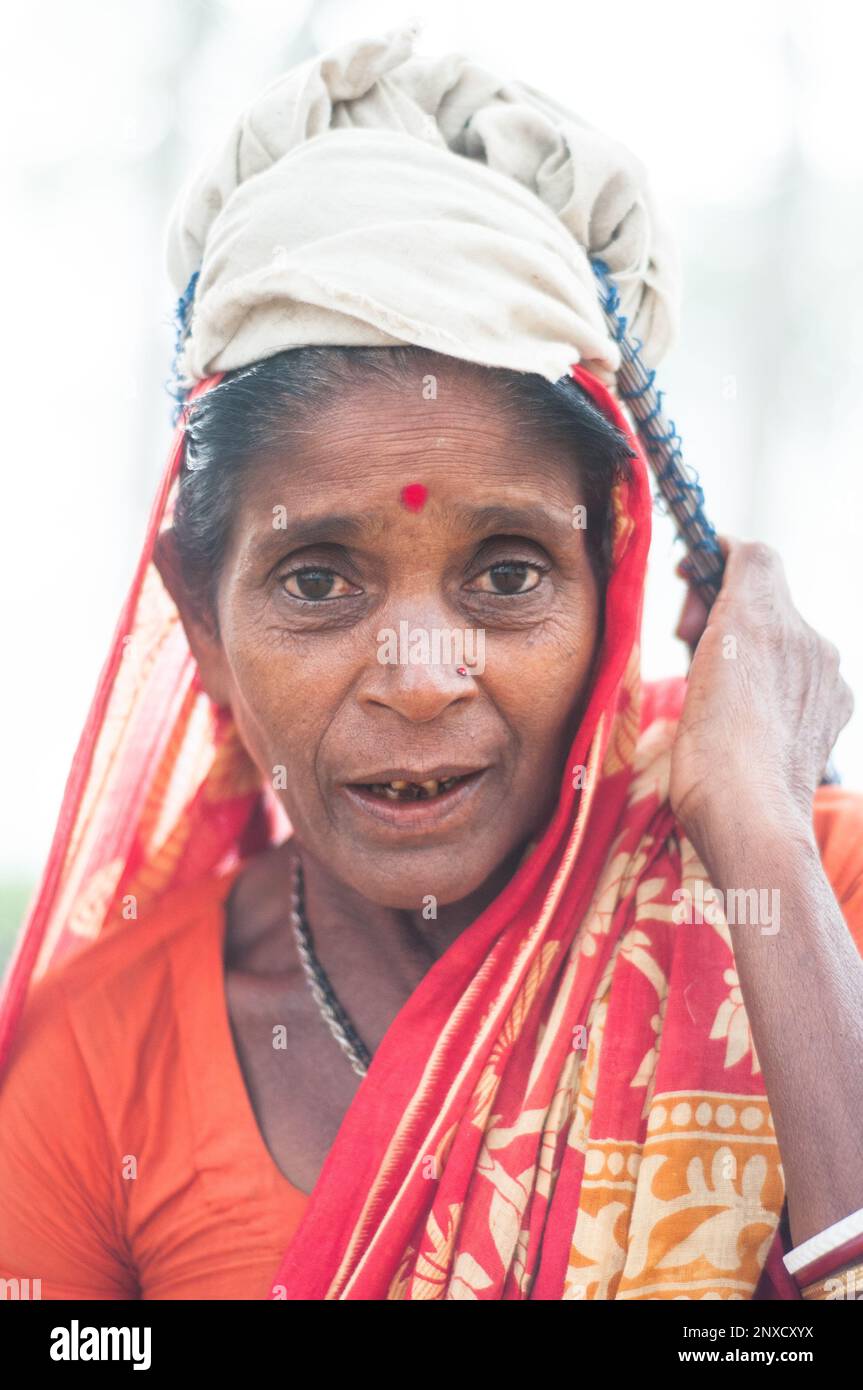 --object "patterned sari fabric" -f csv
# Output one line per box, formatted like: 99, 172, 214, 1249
0, 365, 791, 1301
269, 370, 791, 1302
